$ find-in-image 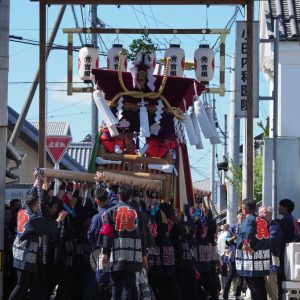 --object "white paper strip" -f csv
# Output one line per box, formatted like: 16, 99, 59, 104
139, 99, 150, 137
184, 114, 198, 145
191, 112, 204, 149
193, 99, 215, 138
